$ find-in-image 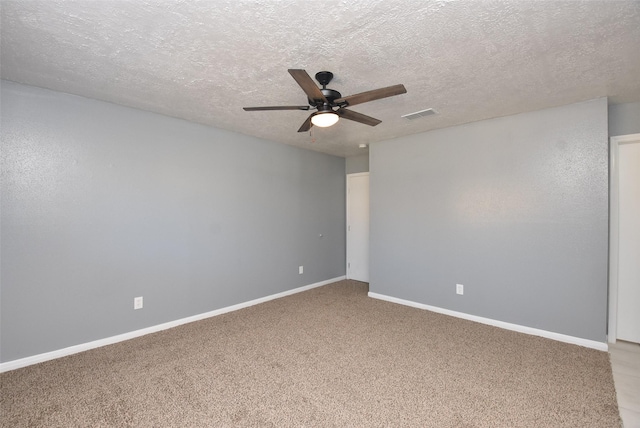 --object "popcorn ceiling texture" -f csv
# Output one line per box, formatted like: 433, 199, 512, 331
1, 0, 639, 157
